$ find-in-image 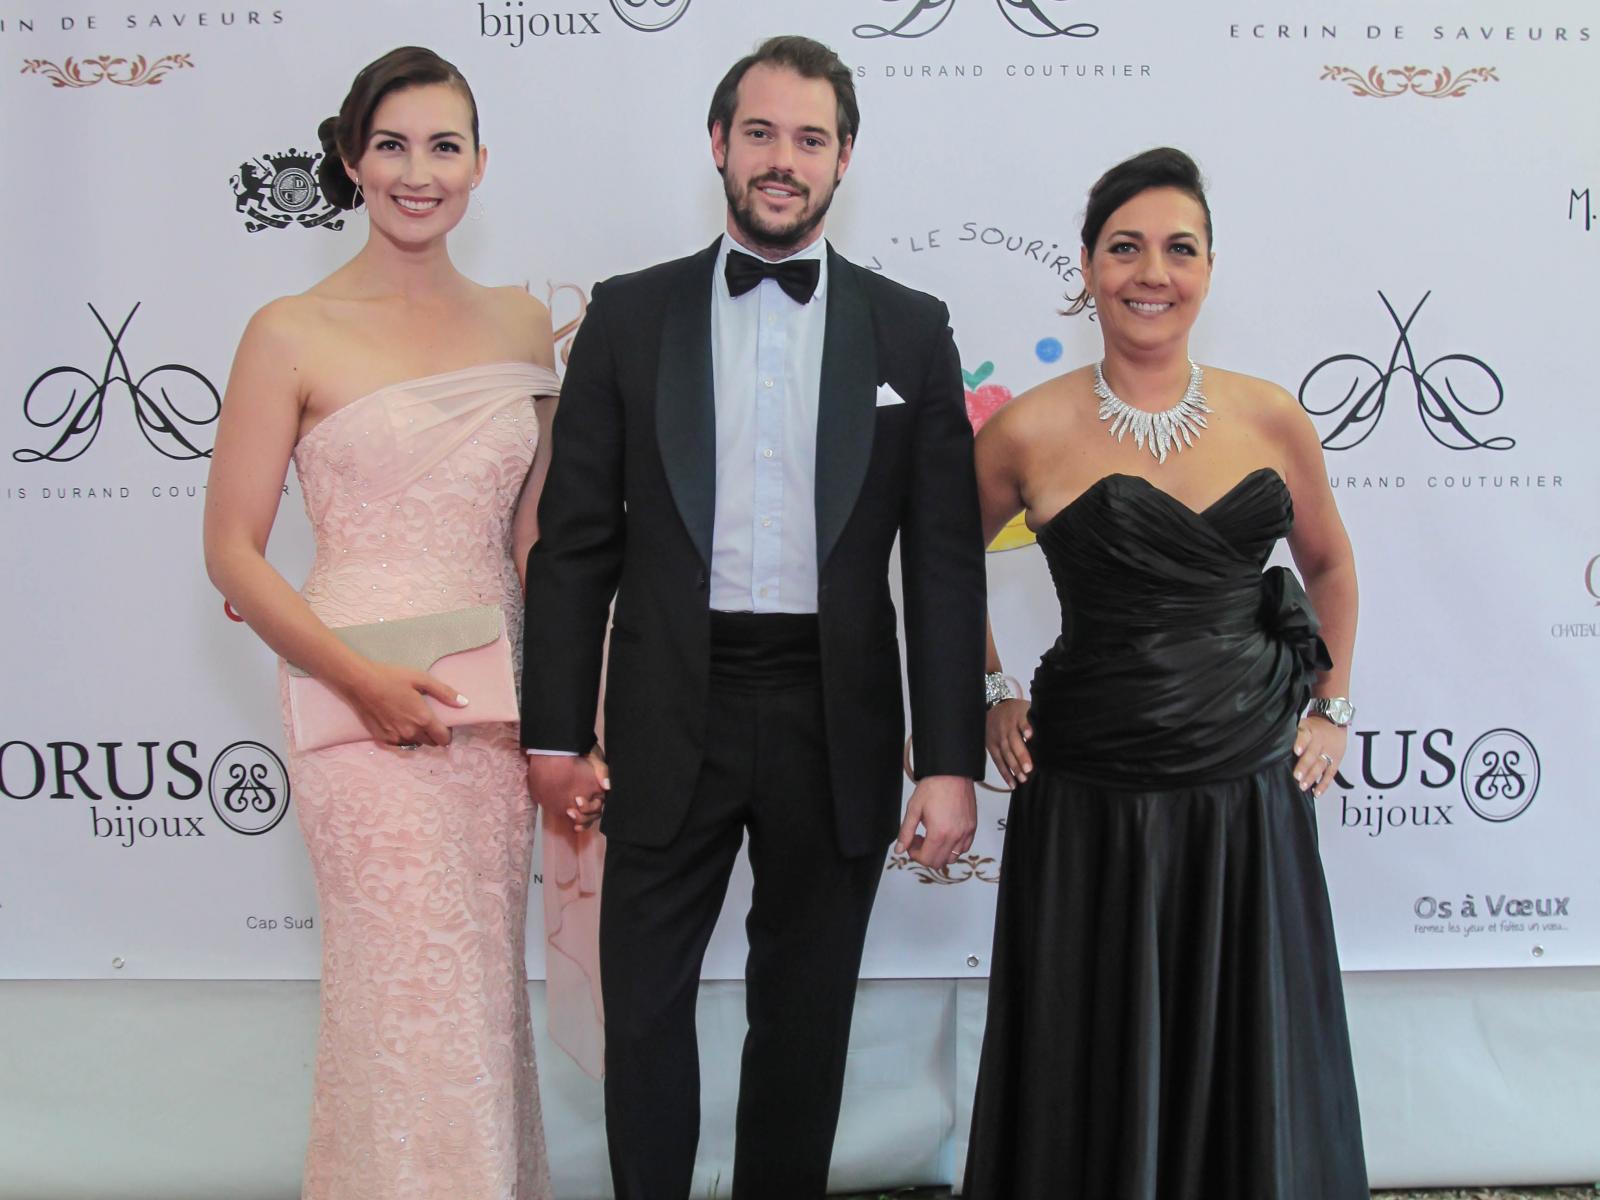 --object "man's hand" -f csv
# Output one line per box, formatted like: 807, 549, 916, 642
895, 774, 977, 868
527, 747, 609, 831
